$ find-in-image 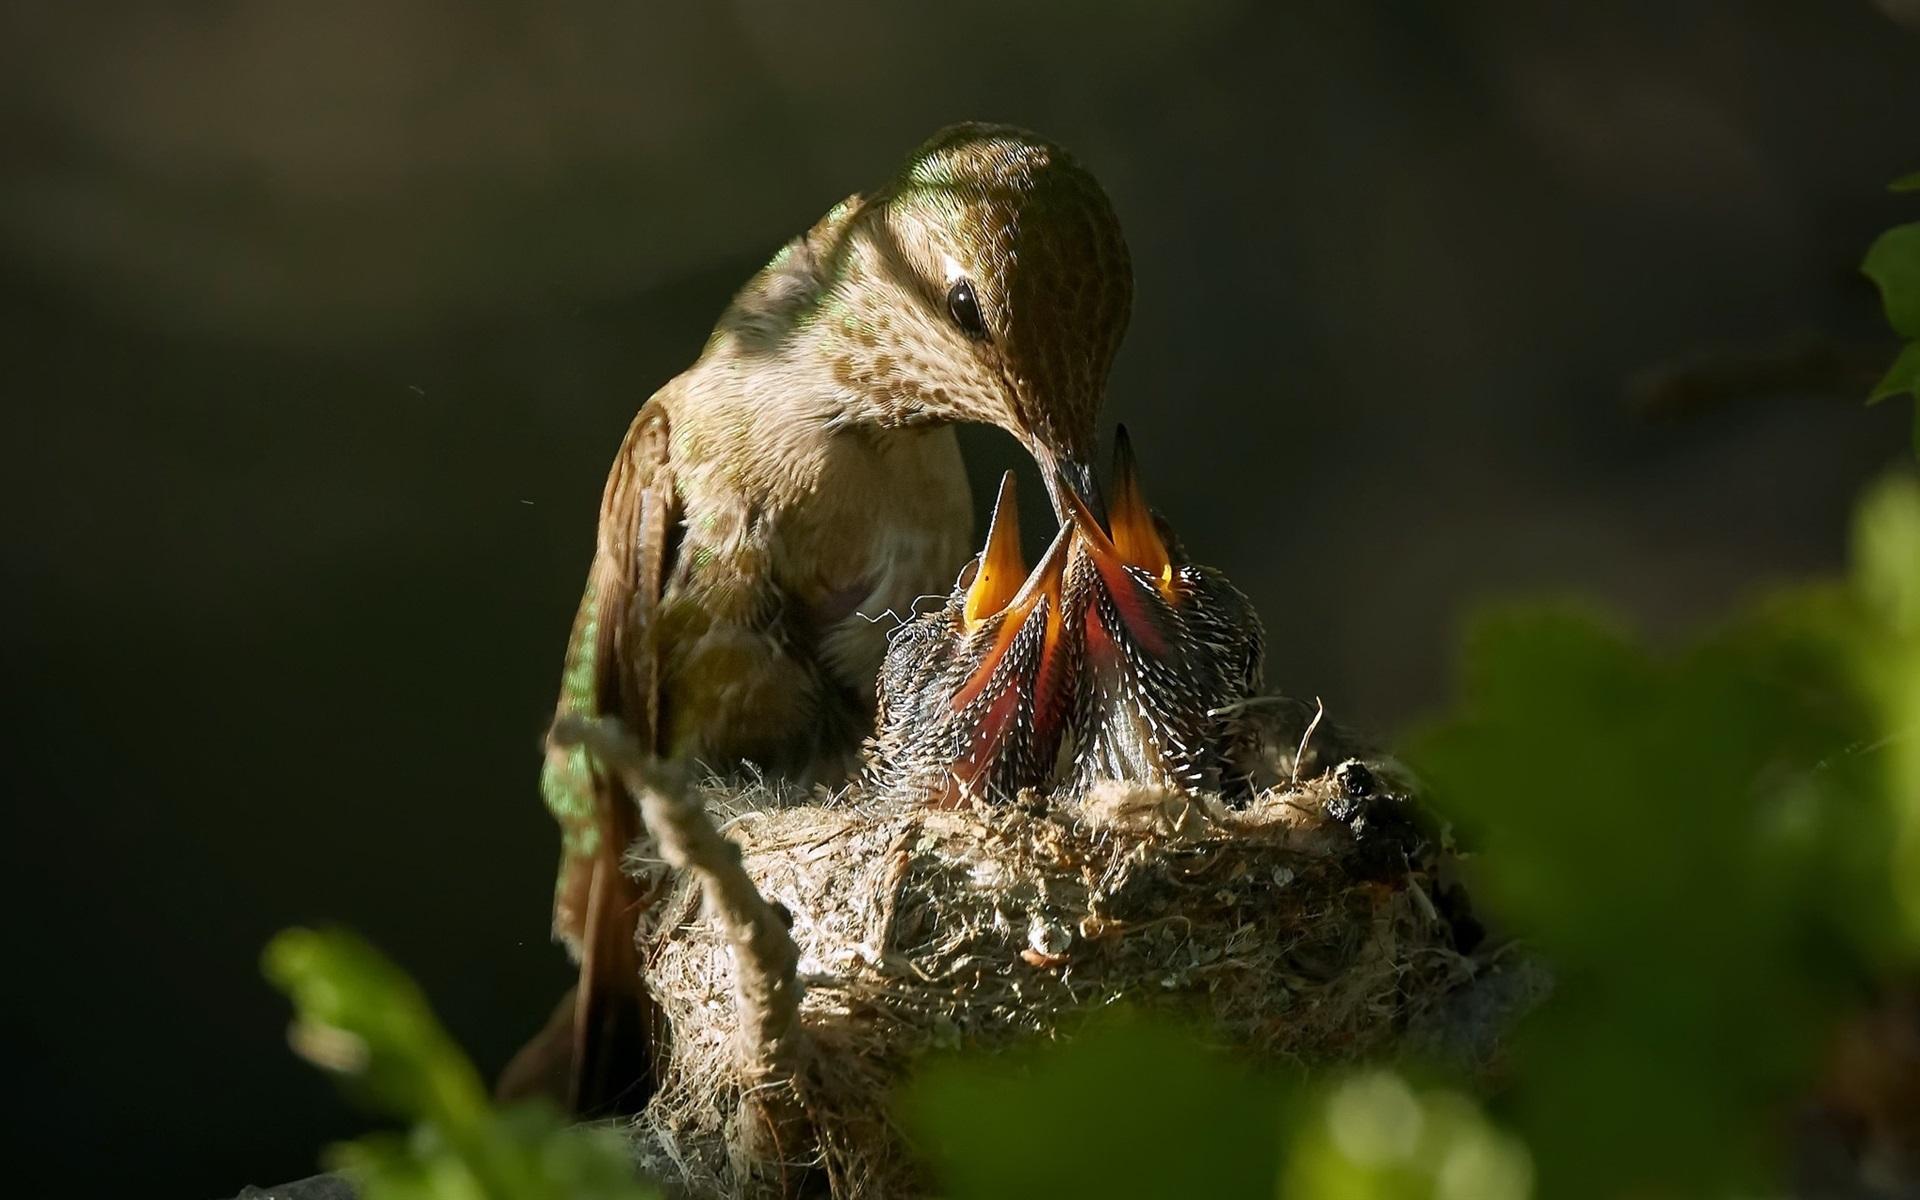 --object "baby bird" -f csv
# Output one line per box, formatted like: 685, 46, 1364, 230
1056, 427, 1265, 797
868, 428, 1264, 804
870, 473, 1077, 805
